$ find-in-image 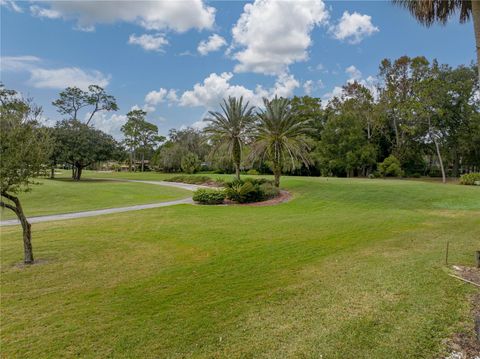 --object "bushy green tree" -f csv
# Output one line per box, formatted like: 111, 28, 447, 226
54, 120, 122, 180
181, 152, 200, 174
0, 85, 52, 264
378, 155, 404, 177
